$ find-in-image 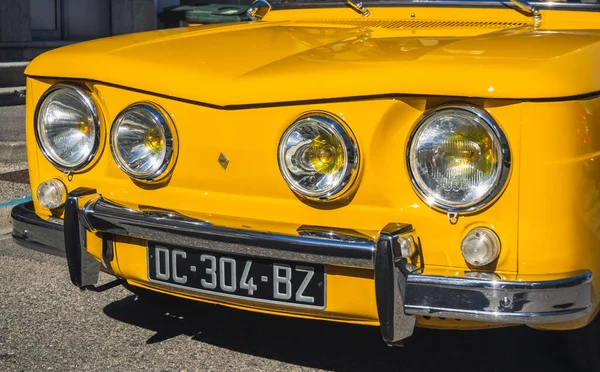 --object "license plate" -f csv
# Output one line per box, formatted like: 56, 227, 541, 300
147, 243, 326, 309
